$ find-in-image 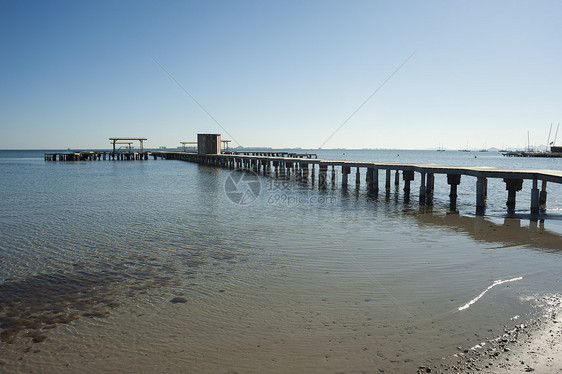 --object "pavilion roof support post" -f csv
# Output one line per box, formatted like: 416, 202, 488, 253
221, 140, 231, 152
180, 142, 198, 152
109, 138, 147, 153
